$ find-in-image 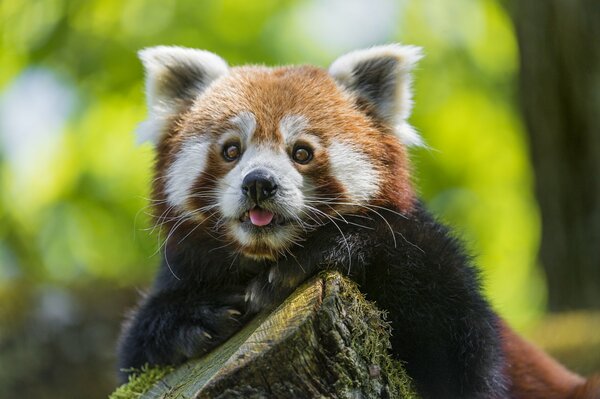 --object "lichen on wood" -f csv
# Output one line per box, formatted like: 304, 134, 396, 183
110, 272, 418, 398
